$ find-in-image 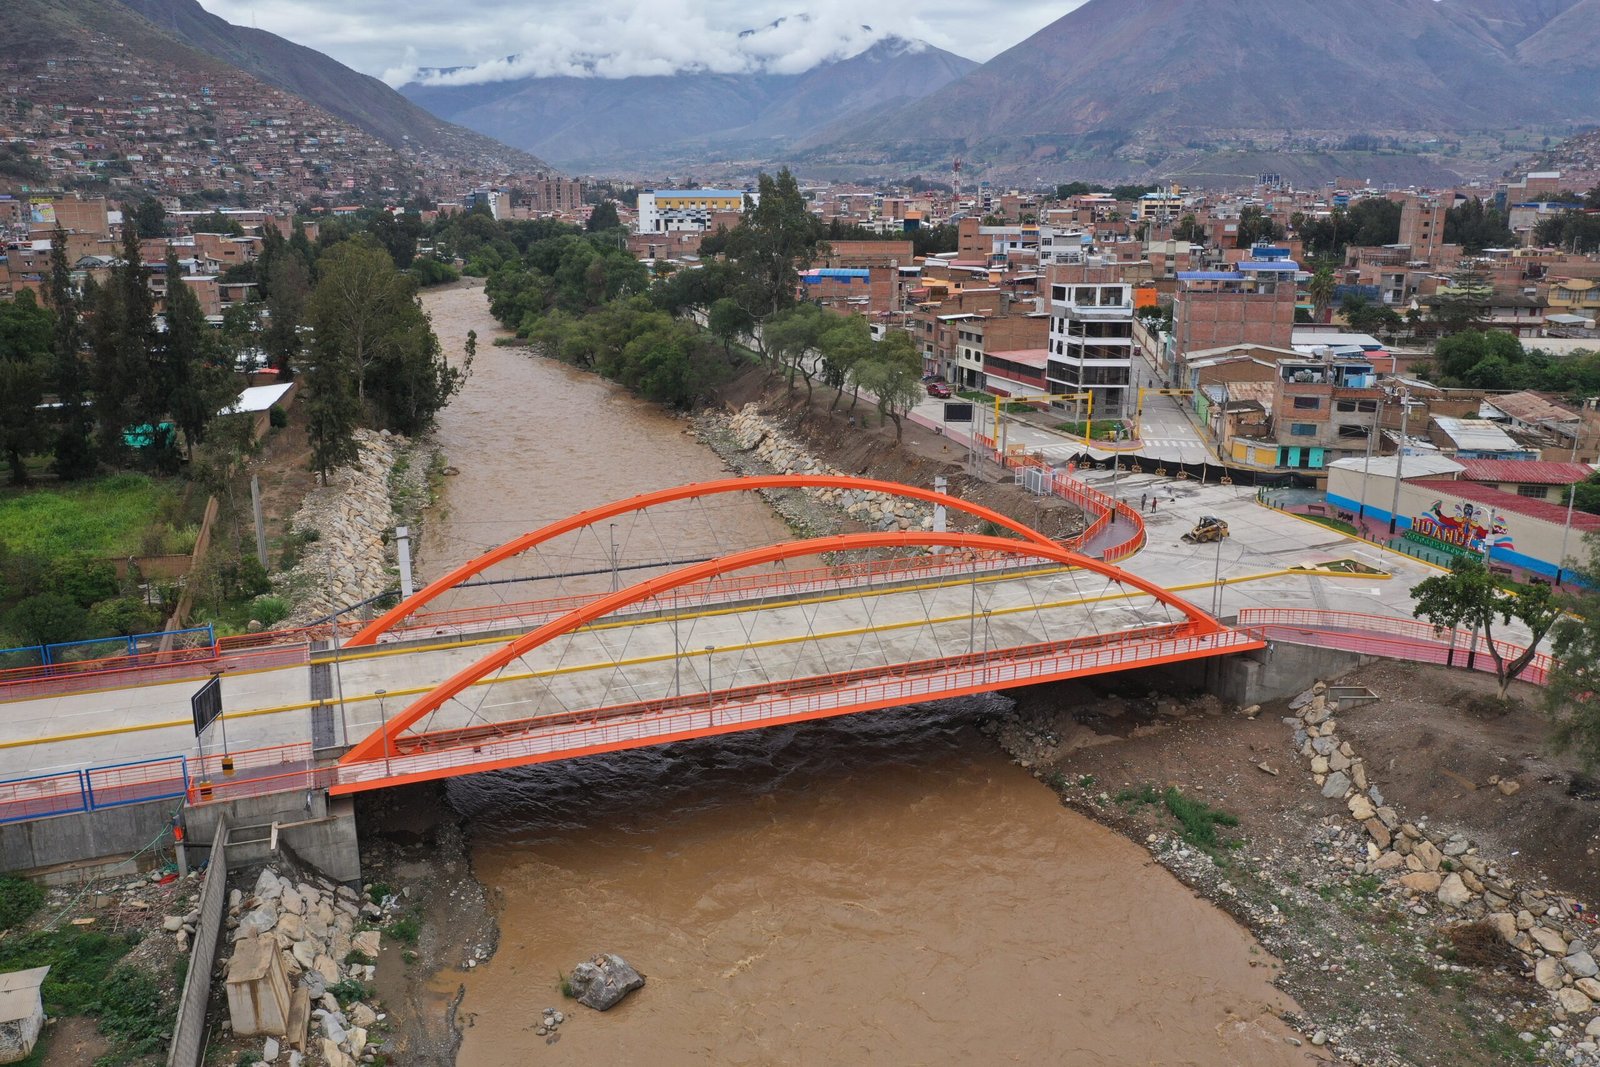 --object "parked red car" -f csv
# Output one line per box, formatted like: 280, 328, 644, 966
926, 381, 953, 398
